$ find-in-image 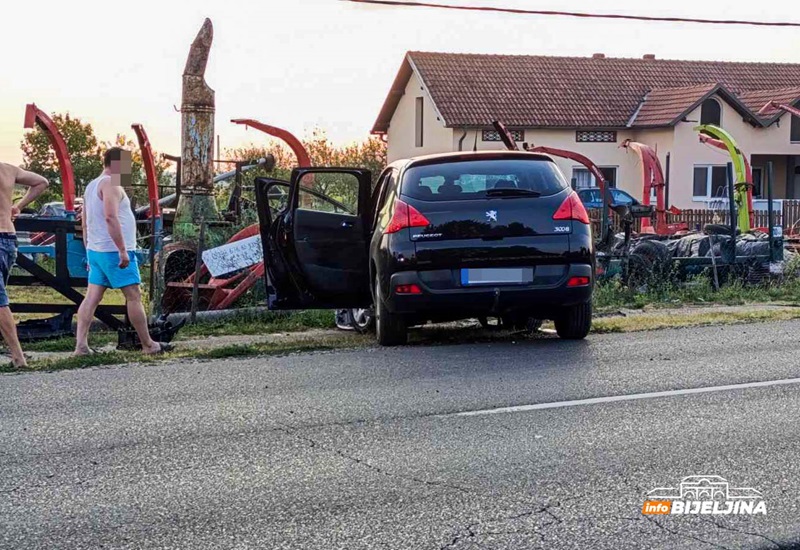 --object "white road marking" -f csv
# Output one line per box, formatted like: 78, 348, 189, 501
438, 377, 800, 418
